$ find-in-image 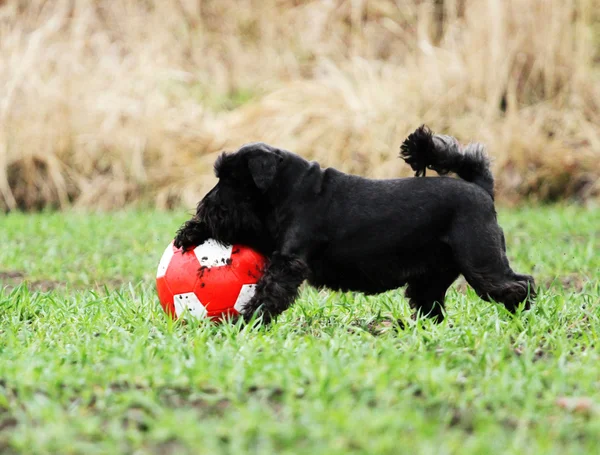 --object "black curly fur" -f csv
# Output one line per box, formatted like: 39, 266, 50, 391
174, 217, 209, 250
399, 125, 435, 177
404, 267, 459, 322
241, 253, 309, 324
174, 136, 535, 325
174, 182, 274, 255
400, 125, 495, 199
